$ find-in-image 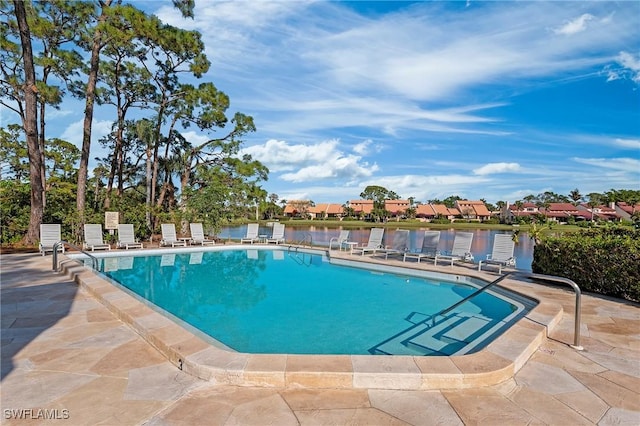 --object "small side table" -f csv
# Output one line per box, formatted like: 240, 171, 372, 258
259, 234, 268, 244
343, 241, 359, 254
